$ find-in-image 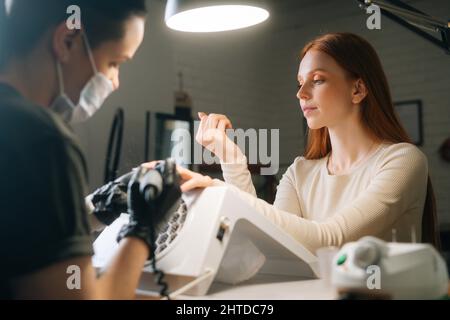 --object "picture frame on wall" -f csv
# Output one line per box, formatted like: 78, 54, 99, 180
154, 112, 193, 169
394, 100, 423, 146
